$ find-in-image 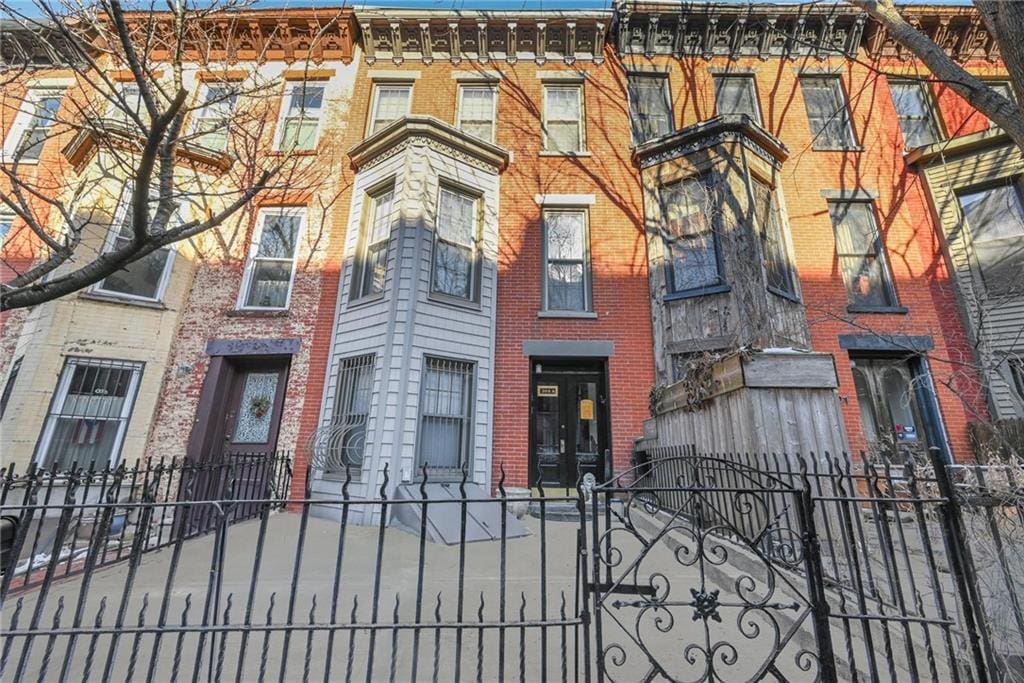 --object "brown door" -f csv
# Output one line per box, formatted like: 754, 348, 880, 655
216, 359, 289, 458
